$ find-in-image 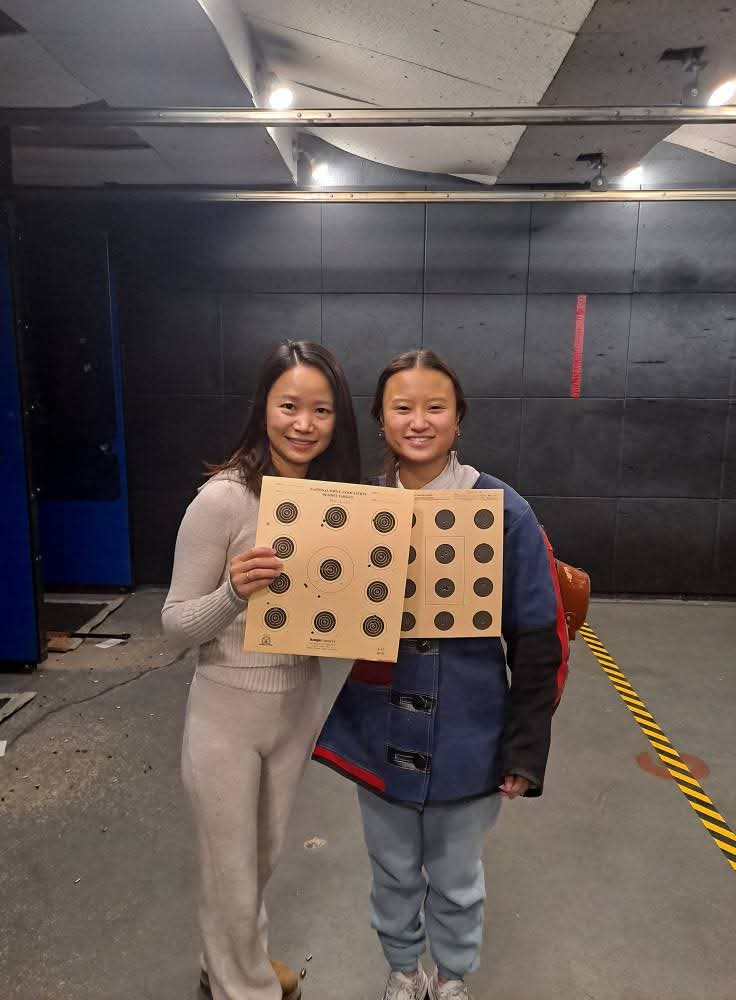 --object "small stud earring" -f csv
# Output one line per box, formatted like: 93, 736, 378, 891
456, 427, 462, 438
377, 428, 385, 439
